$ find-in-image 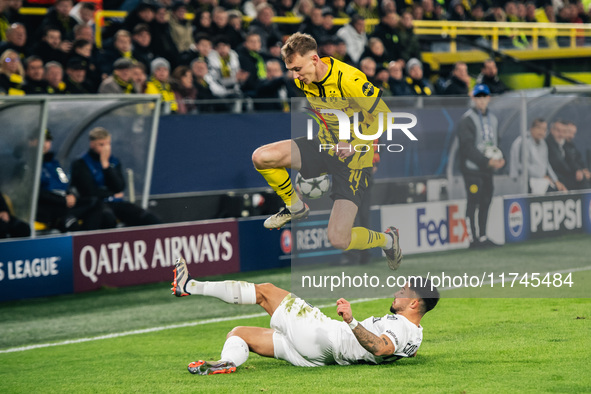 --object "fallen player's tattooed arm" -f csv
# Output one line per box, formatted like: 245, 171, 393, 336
351, 325, 395, 357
